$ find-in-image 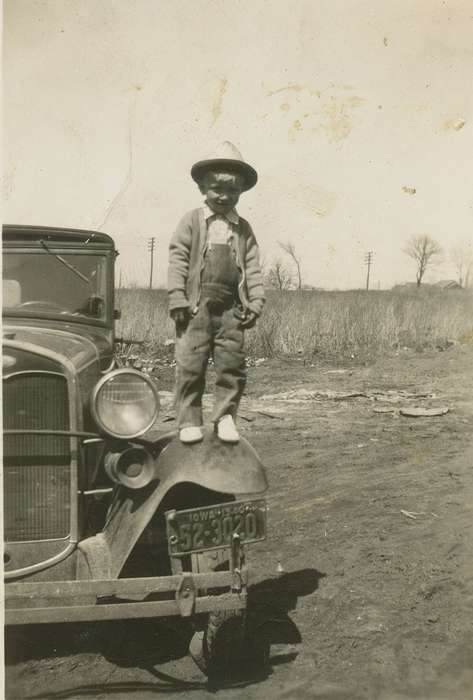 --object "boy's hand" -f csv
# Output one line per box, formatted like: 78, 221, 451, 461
238, 310, 258, 329
171, 307, 191, 332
